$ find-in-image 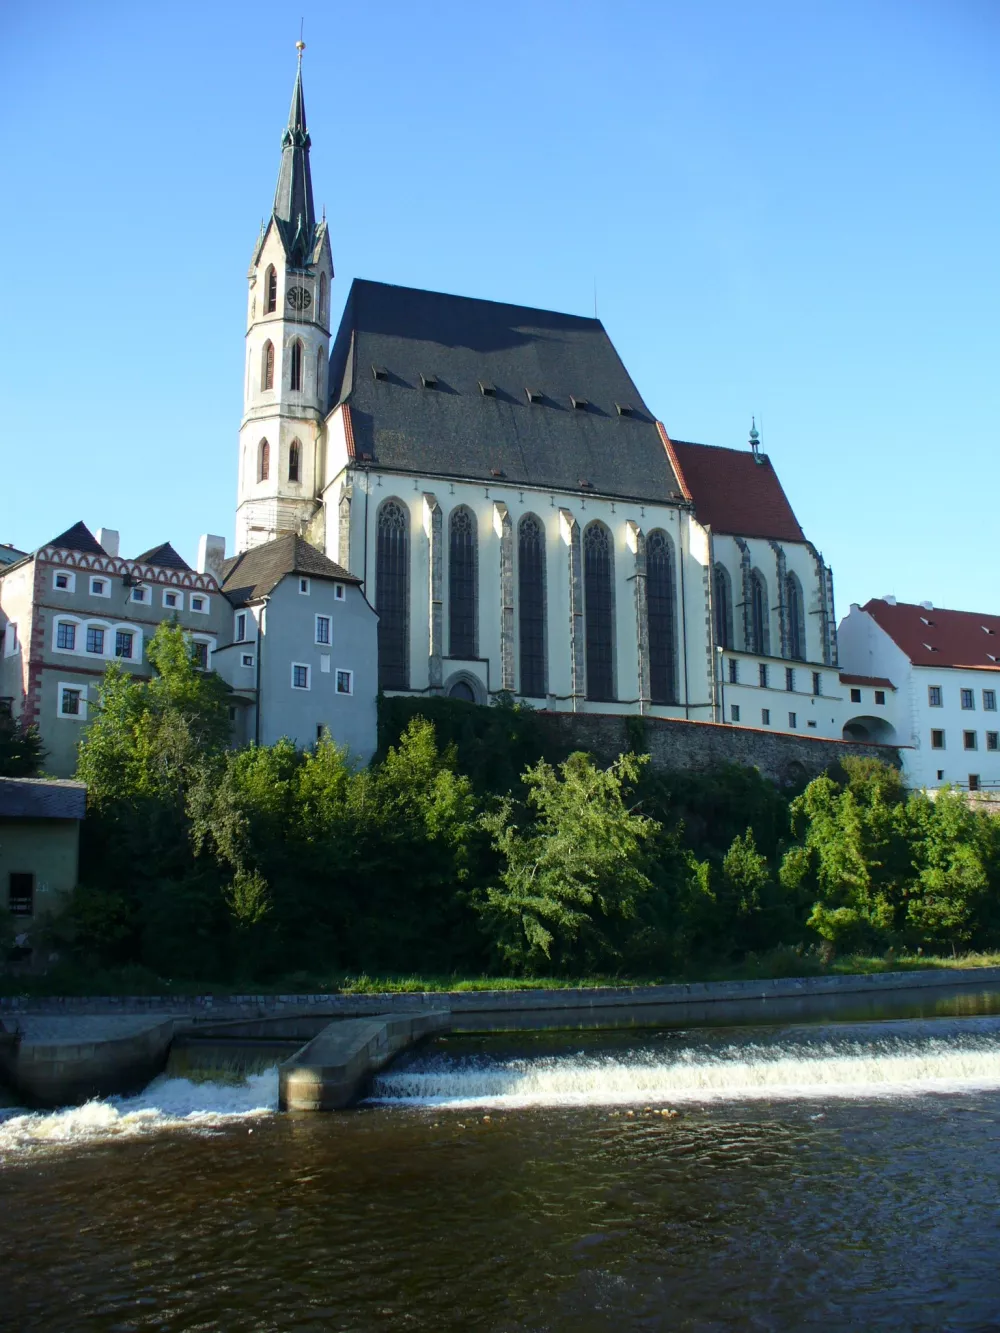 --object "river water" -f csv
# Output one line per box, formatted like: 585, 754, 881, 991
4, 992, 1000, 1330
